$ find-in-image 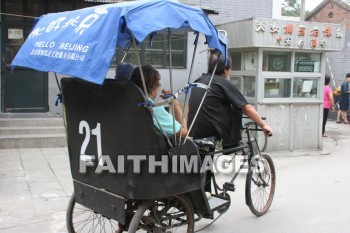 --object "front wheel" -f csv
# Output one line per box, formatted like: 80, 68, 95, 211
241, 121, 268, 153
66, 193, 122, 233
245, 154, 276, 217
128, 195, 194, 233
